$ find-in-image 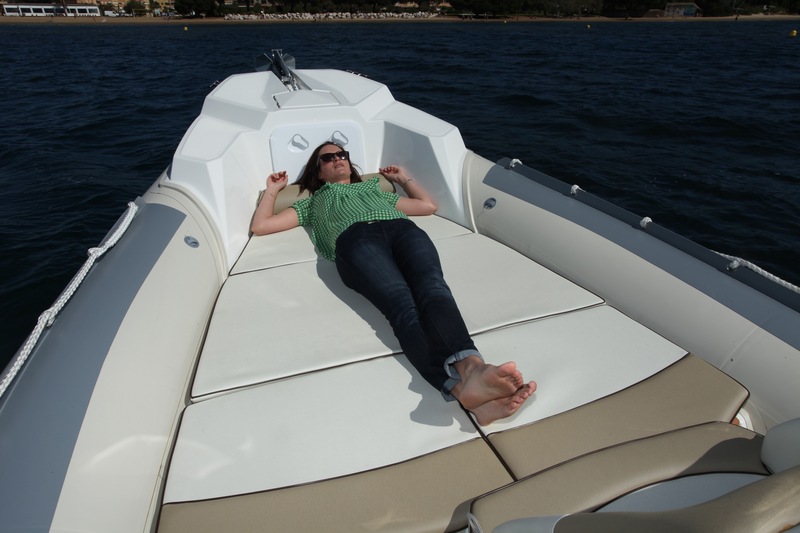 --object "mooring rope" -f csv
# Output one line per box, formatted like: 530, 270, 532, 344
714, 251, 800, 295
0, 201, 139, 400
